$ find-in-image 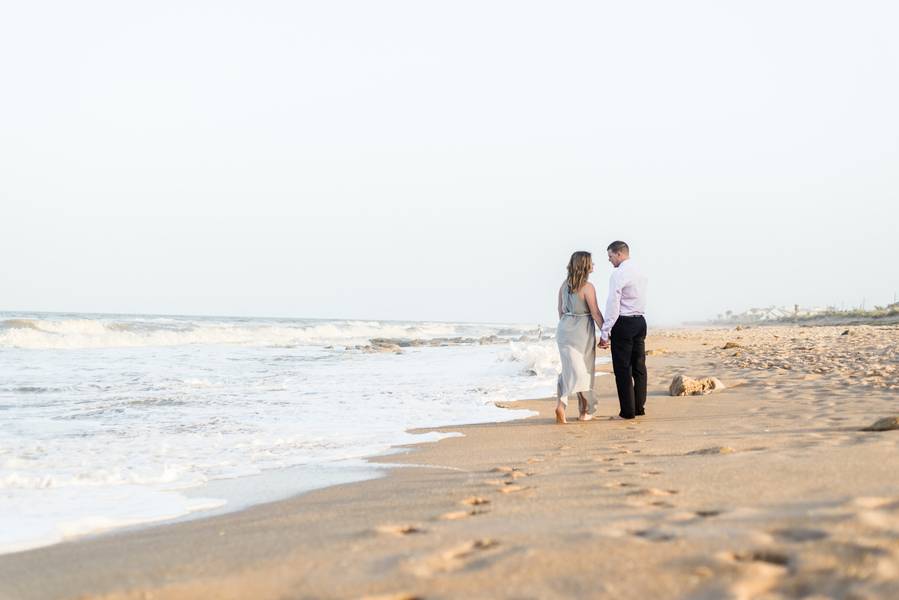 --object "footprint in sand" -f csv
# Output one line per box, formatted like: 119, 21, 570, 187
771, 527, 828, 542
631, 528, 678, 542
461, 496, 491, 506
686, 446, 736, 456
697, 550, 790, 599
438, 509, 487, 521
627, 487, 678, 497
661, 511, 698, 523
486, 469, 530, 487
603, 481, 637, 489
695, 509, 722, 518
727, 549, 791, 567
409, 539, 501, 577
376, 524, 426, 536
